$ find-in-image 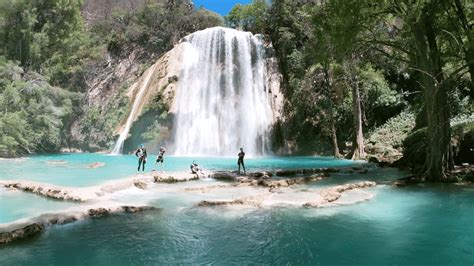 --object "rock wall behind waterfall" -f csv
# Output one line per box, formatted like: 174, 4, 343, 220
96, 26, 283, 153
